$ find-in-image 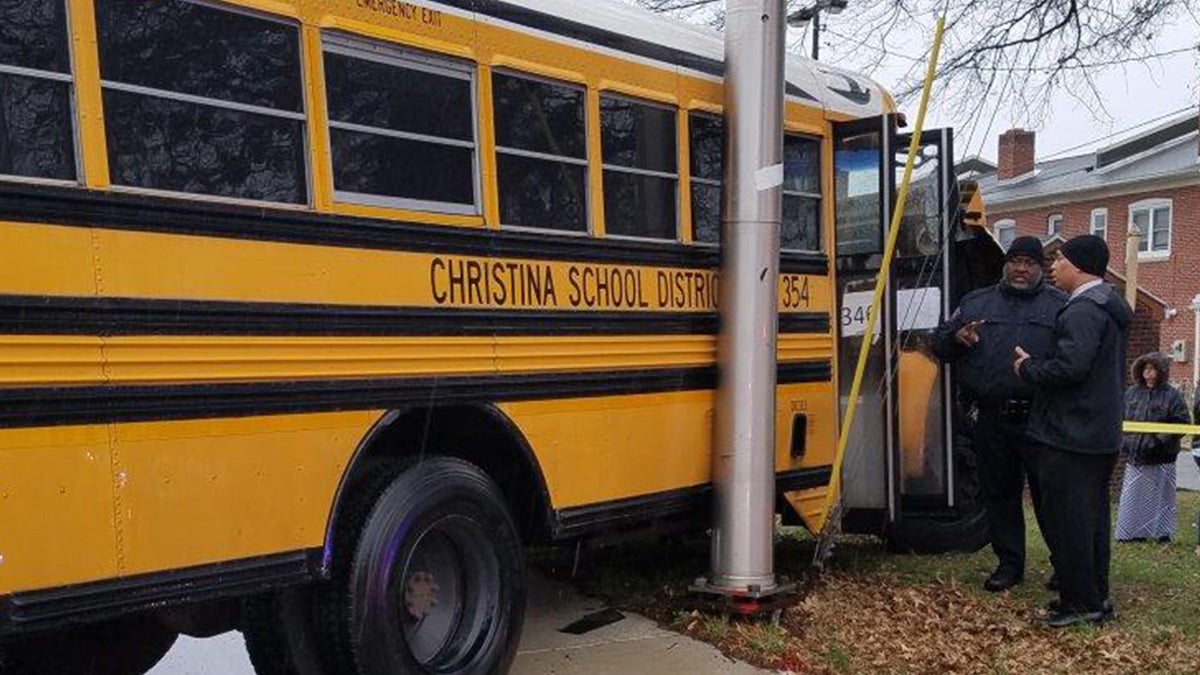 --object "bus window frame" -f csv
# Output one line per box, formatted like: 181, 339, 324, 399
98, 0, 311, 208
321, 32, 481, 217
598, 91, 680, 244
491, 68, 591, 236
686, 109, 722, 248
0, 0, 82, 187
782, 132, 823, 253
